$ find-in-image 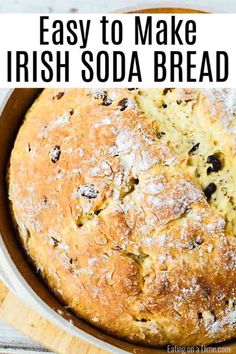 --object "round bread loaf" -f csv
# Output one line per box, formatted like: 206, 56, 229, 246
8, 88, 236, 346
